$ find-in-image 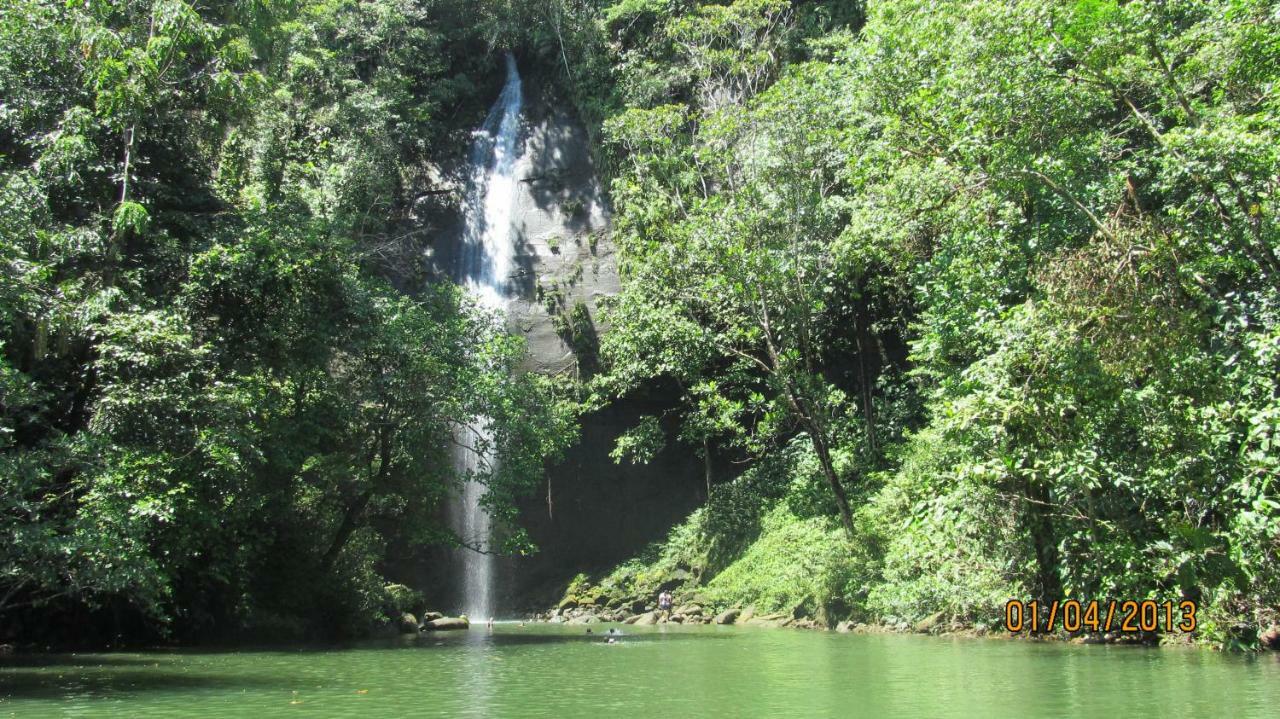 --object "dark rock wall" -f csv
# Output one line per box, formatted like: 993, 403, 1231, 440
500, 387, 707, 611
